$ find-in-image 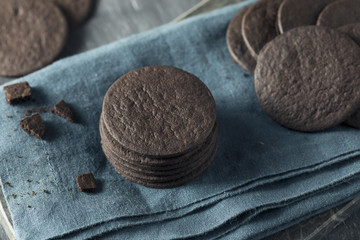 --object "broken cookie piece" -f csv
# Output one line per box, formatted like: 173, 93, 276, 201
3, 82, 32, 105
51, 100, 74, 122
20, 113, 46, 139
77, 172, 96, 192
